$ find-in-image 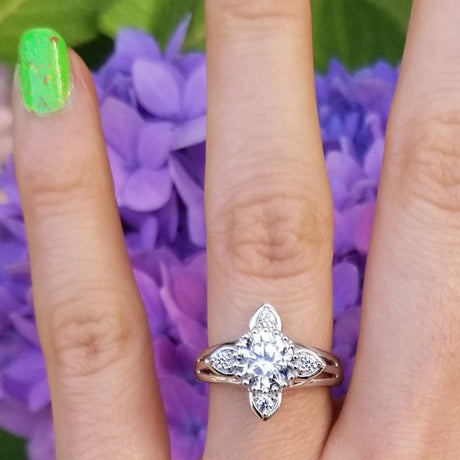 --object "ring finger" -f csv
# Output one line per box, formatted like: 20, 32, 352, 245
204, 1, 334, 458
